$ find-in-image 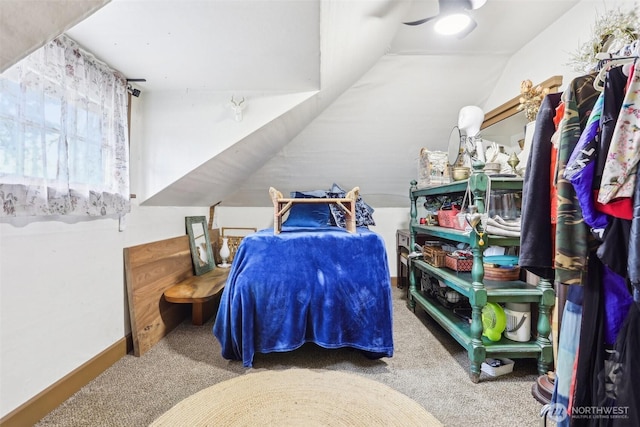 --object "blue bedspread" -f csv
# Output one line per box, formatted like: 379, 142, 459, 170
213, 226, 394, 367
